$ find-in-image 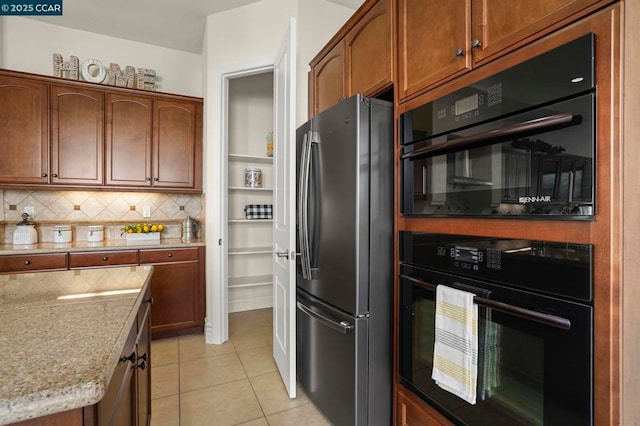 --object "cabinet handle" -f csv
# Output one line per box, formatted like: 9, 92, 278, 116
52, 173, 58, 178
120, 352, 136, 364
41, 173, 48, 177
102, 256, 109, 261
135, 360, 147, 370
138, 352, 148, 362
24, 260, 31, 266
455, 48, 464, 57
471, 39, 482, 48
153, 177, 159, 182
146, 177, 151, 181
167, 253, 173, 258
145, 296, 154, 305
